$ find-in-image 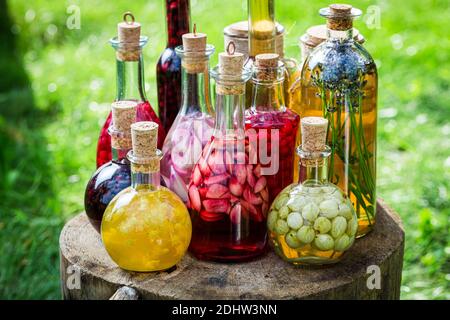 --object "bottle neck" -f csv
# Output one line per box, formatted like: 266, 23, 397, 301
297, 146, 331, 185
251, 78, 285, 112
165, 0, 190, 48
111, 146, 131, 163
131, 170, 161, 189
115, 52, 147, 102
326, 26, 354, 42
248, 0, 276, 58
214, 91, 245, 138
180, 63, 213, 115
